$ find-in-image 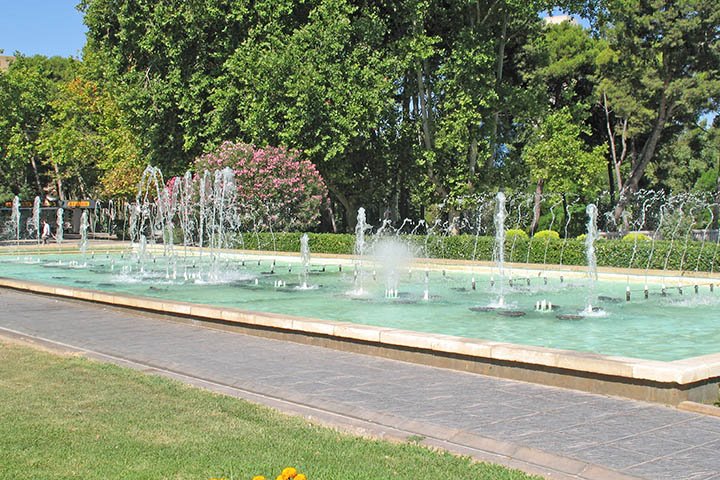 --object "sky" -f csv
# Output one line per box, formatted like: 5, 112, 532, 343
0, 1, 87, 58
